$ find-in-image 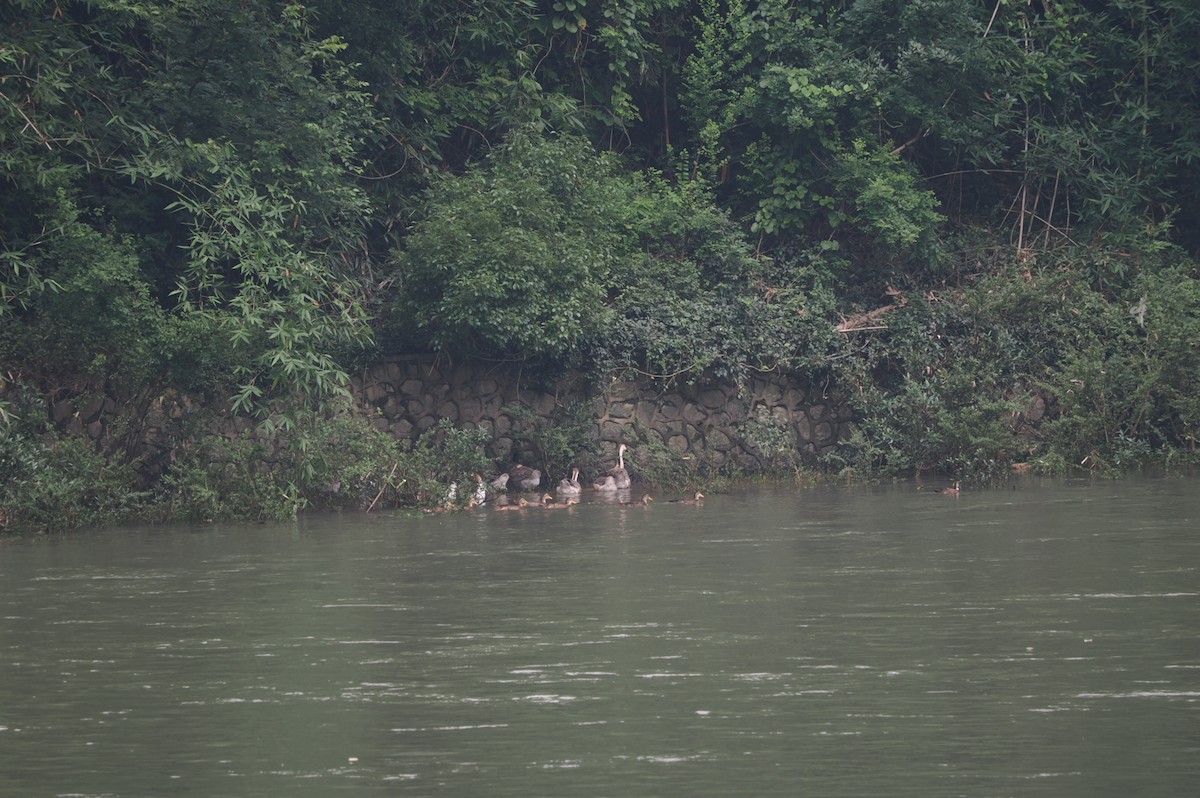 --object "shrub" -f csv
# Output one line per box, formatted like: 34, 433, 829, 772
391, 129, 627, 362
0, 386, 145, 532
